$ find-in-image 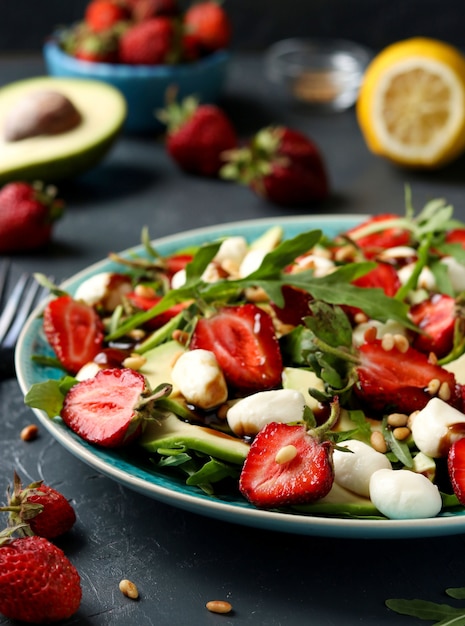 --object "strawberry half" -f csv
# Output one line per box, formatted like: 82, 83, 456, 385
448, 437, 465, 504
355, 338, 459, 415
43, 295, 104, 375
190, 303, 283, 392
60, 368, 150, 447
239, 422, 334, 508
344, 213, 411, 259
410, 293, 457, 358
